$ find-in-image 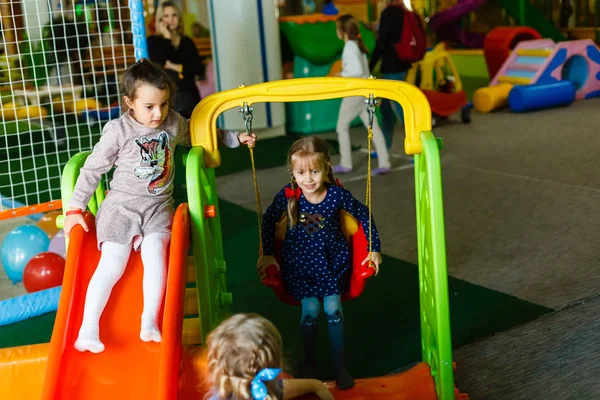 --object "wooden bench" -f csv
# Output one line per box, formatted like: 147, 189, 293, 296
192, 37, 212, 58
80, 37, 212, 78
